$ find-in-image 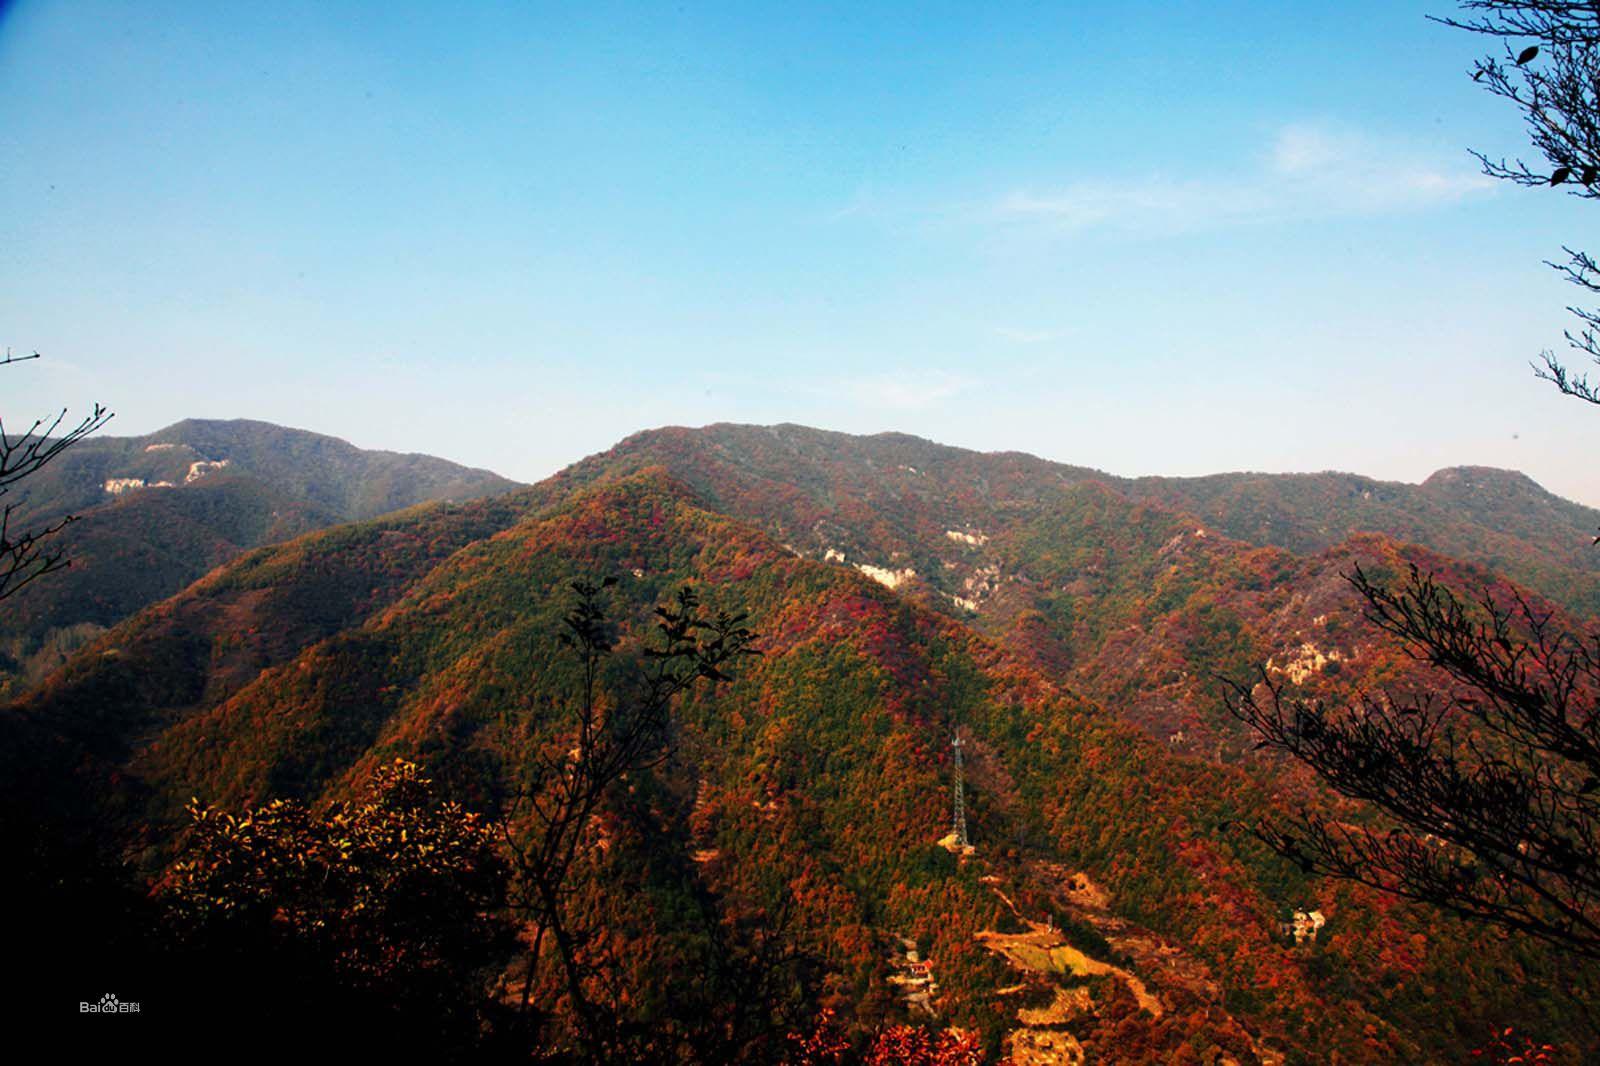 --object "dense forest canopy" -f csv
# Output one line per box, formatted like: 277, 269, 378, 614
8, 433, 1599, 1062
